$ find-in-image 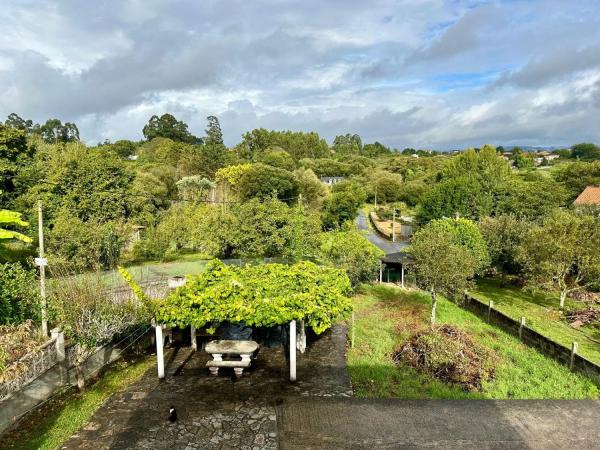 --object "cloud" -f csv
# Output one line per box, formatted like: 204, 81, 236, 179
0, 0, 600, 149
